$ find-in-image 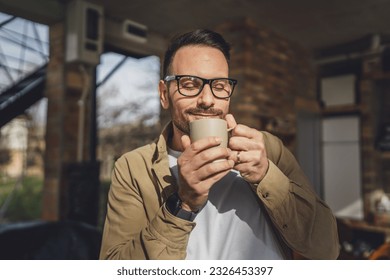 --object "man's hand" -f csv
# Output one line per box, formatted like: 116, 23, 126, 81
177, 135, 235, 212
225, 114, 269, 184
